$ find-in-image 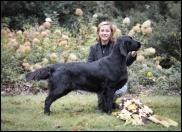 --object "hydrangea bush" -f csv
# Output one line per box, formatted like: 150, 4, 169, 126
1, 8, 181, 95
